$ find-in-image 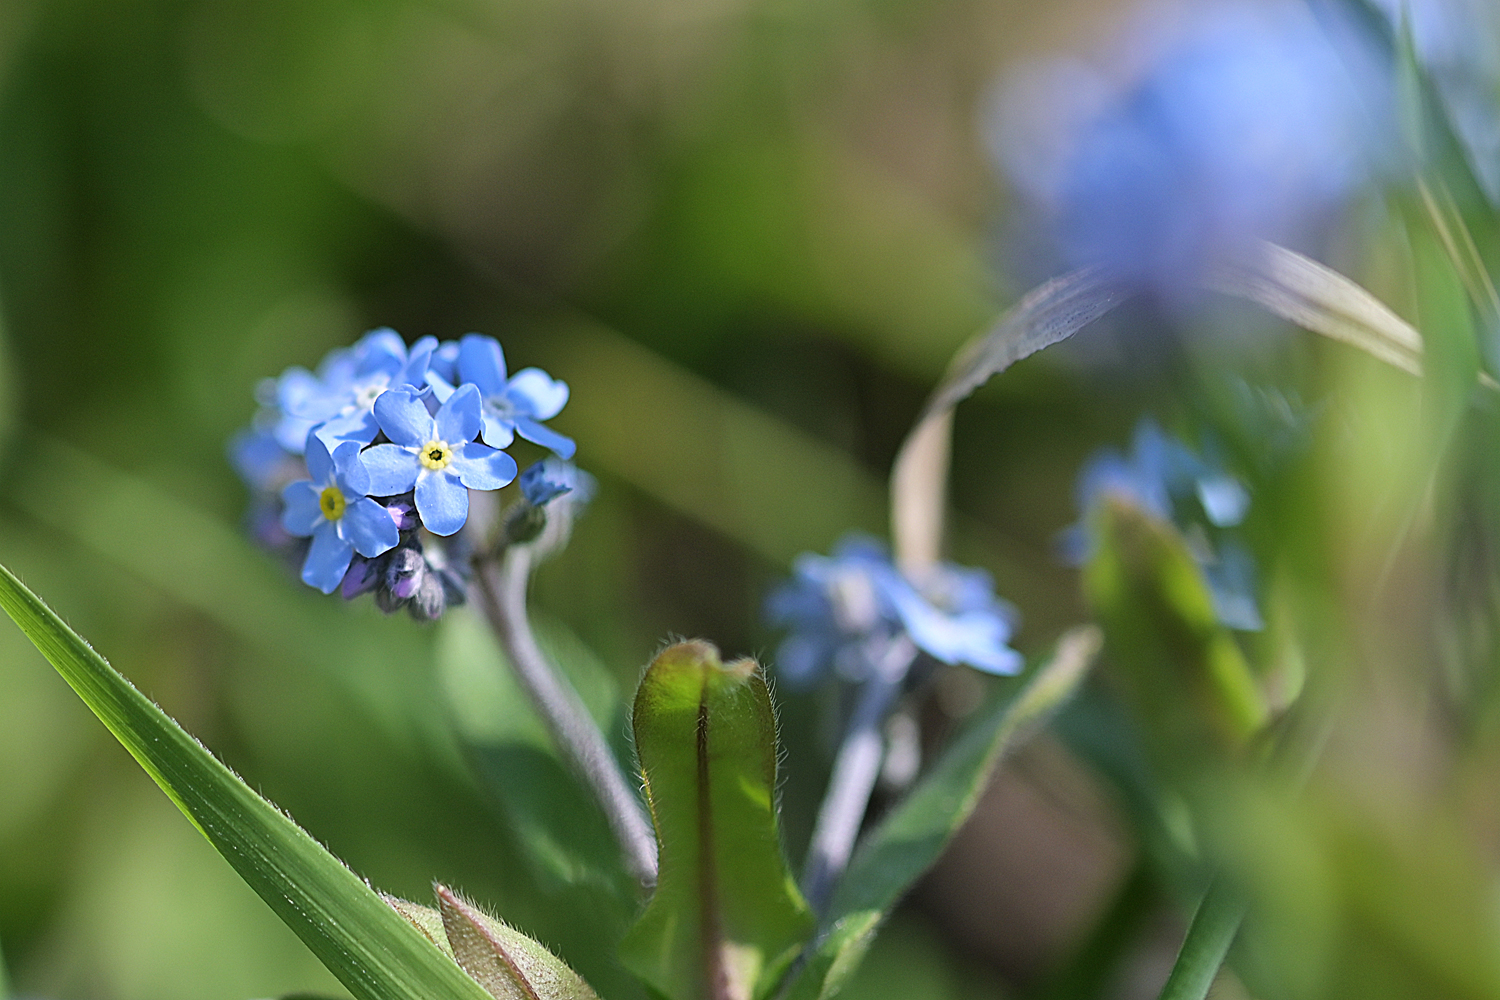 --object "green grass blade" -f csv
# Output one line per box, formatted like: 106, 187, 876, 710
1157, 882, 1245, 1000
0, 561, 494, 1000
0, 930, 11, 1000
